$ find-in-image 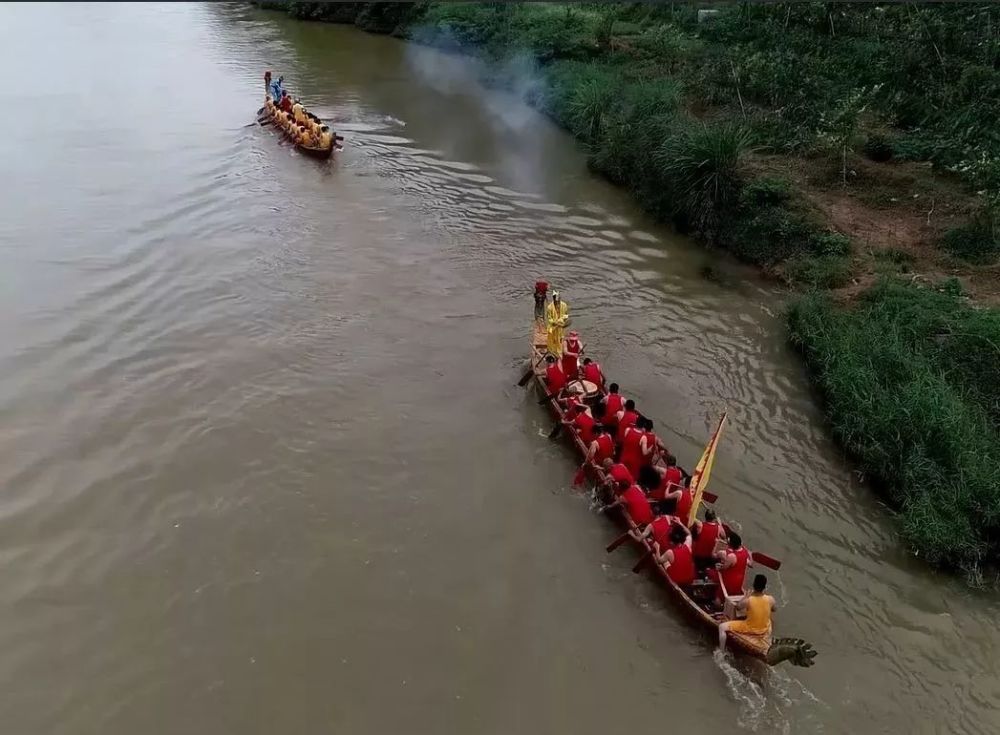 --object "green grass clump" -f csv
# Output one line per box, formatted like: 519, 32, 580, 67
788, 279, 1000, 572
940, 214, 1000, 265
784, 254, 851, 289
